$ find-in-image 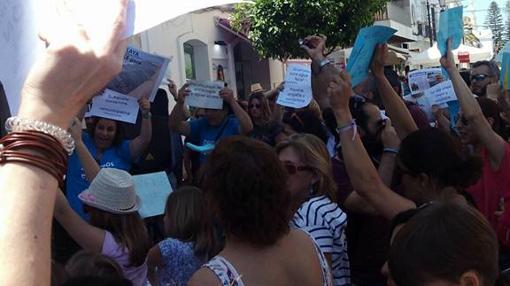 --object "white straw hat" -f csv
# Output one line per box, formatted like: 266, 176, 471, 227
78, 168, 141, 214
